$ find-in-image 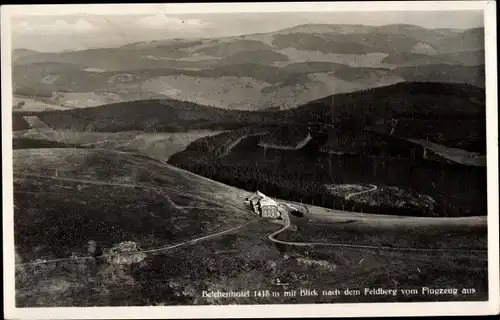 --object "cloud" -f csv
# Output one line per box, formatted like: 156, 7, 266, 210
16, 18, 99, 34
136, 14, 209, 30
